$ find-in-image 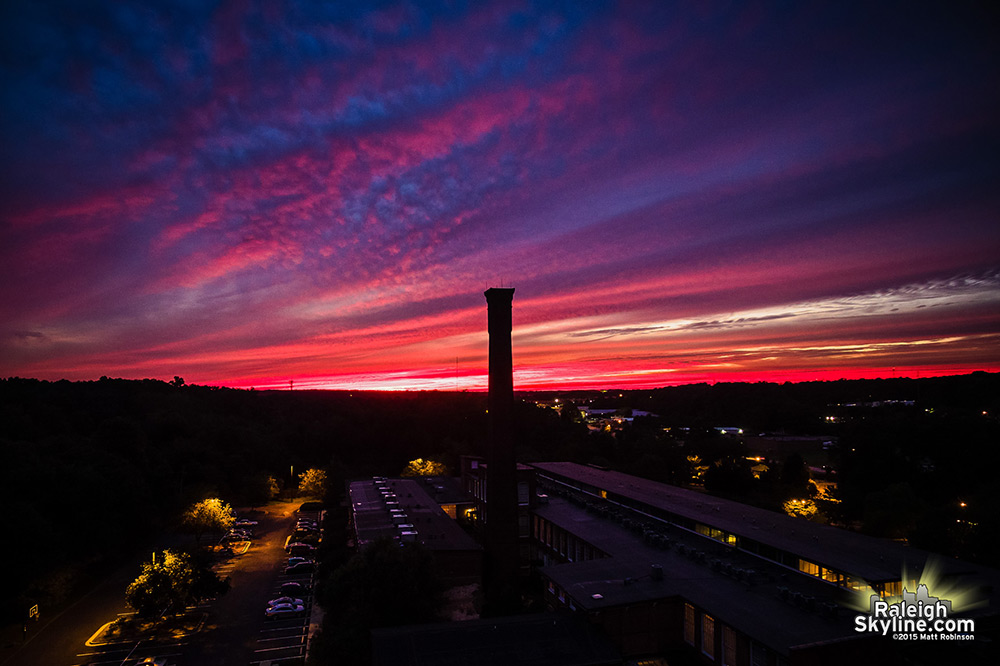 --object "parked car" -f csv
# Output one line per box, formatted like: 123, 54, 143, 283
133, 658, 168, 666
285, 561, 315, 575
265, 602, 305, 619
287, 543, 316, 557
280, 581, 310, 596
286, 556, 314, 567
291, 530, 320, 544
268, 596, 304, 607
235, 518, 258, 527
